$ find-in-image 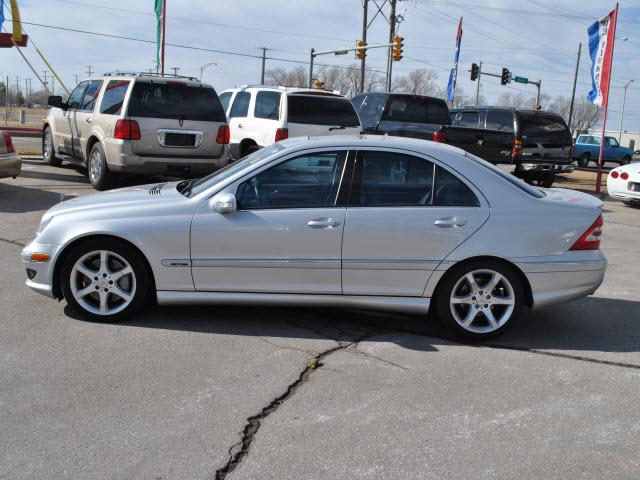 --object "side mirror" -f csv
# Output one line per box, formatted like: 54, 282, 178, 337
210, 192, 237, 214
48, 95, 64, 109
